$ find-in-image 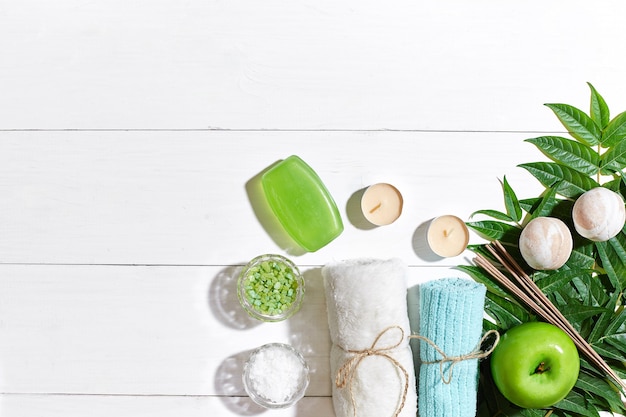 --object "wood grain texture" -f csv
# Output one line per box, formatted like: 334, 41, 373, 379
0, 395, 335, 417
1, 0, 626, 130
2, 0, 626, 415
0, 264, 458, 394
0, 130, 547, 266
0, 264, 331, 396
